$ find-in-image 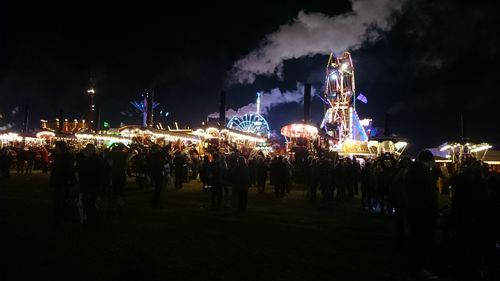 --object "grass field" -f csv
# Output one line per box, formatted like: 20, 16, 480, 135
1, 173, 453, 281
